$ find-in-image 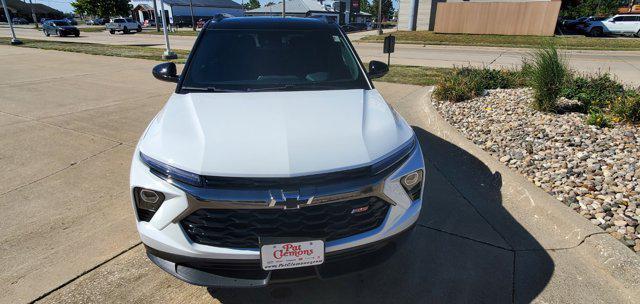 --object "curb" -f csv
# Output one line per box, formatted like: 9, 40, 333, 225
414, 86, 640, 295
